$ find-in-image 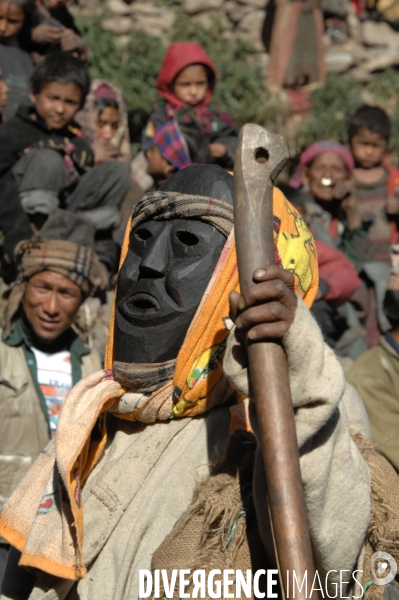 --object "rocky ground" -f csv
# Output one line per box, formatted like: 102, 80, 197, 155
73, 0, 399, 85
